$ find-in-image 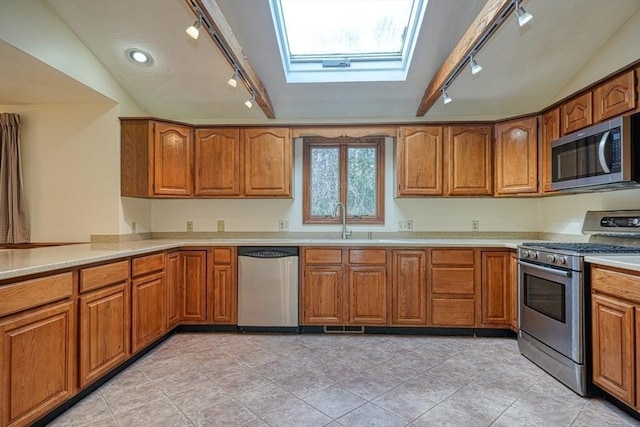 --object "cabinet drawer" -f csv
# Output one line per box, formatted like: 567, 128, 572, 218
132, 253, 165, 277
591, 265, 640, 303
431, 267, 475, 294
0, 272, 74, 317
348, 249, 386, 265
80, 260, 130, 293
304, 248, 342, 264
213, 248, 233, 264
431, 249, 475, 266
430, 298, 475, 326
